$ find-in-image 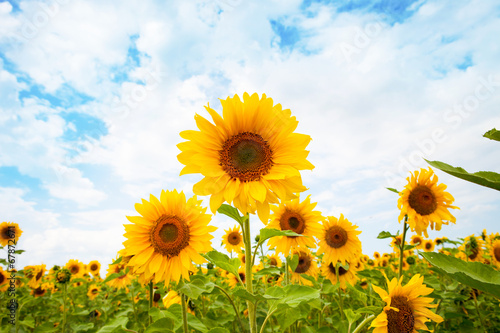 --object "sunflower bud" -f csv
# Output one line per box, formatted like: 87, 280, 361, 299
406, 256, 416, 265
